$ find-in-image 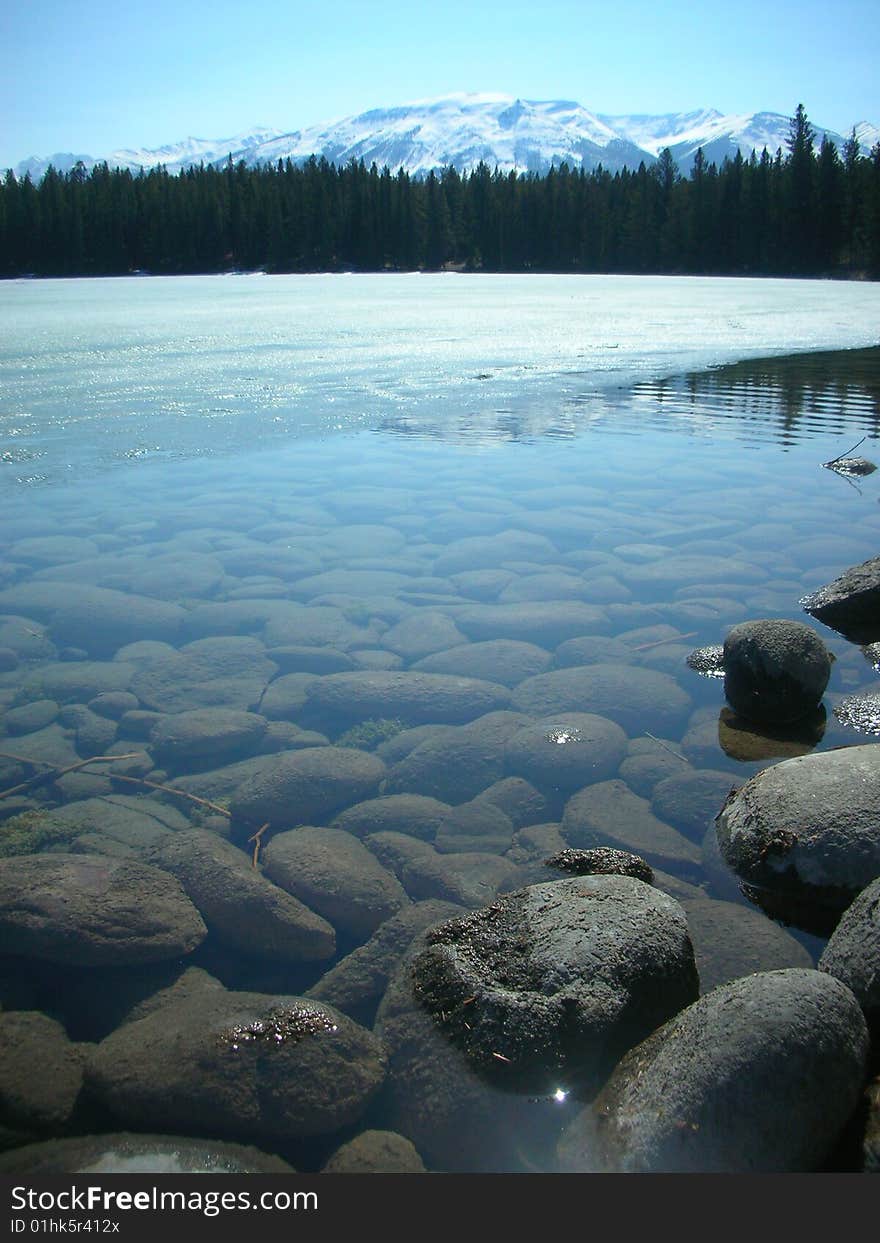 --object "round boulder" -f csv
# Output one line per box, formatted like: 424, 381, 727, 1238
0, 1133, 296, 1174
86, 991, 386, 1143
0, 853, 207, 966
503, 713, 627, 796
722, 619, 832, 724
819, 877, 880, 1029
715, 744, 880, 934
411, 875, 698, 1094
229, 746, 385, 830
558, 969, 869, 1172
